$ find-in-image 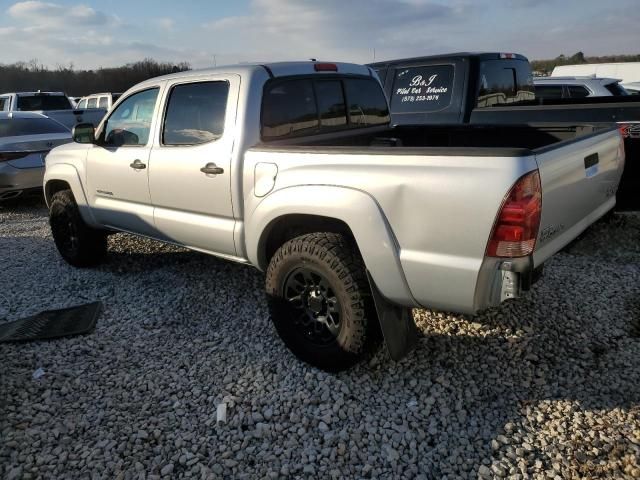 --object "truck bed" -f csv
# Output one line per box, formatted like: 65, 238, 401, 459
268, 124, 615, 154
249, 123, 623, 312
